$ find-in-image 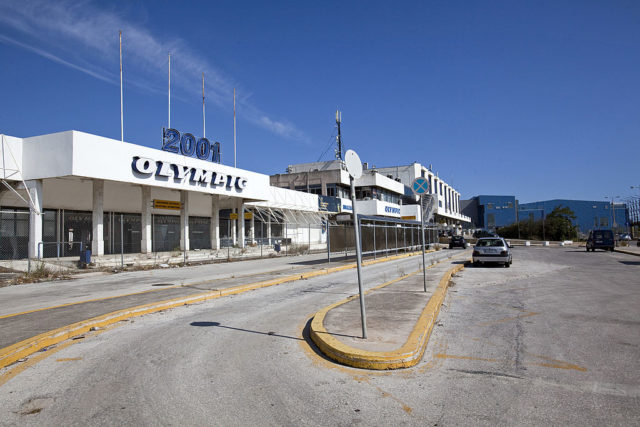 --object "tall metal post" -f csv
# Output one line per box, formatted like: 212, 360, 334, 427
420, 195, 427, 292
350, 176, 367, 339
326, 220, 331, 262
119, 31, 123, 142
120, 214, 124, 268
